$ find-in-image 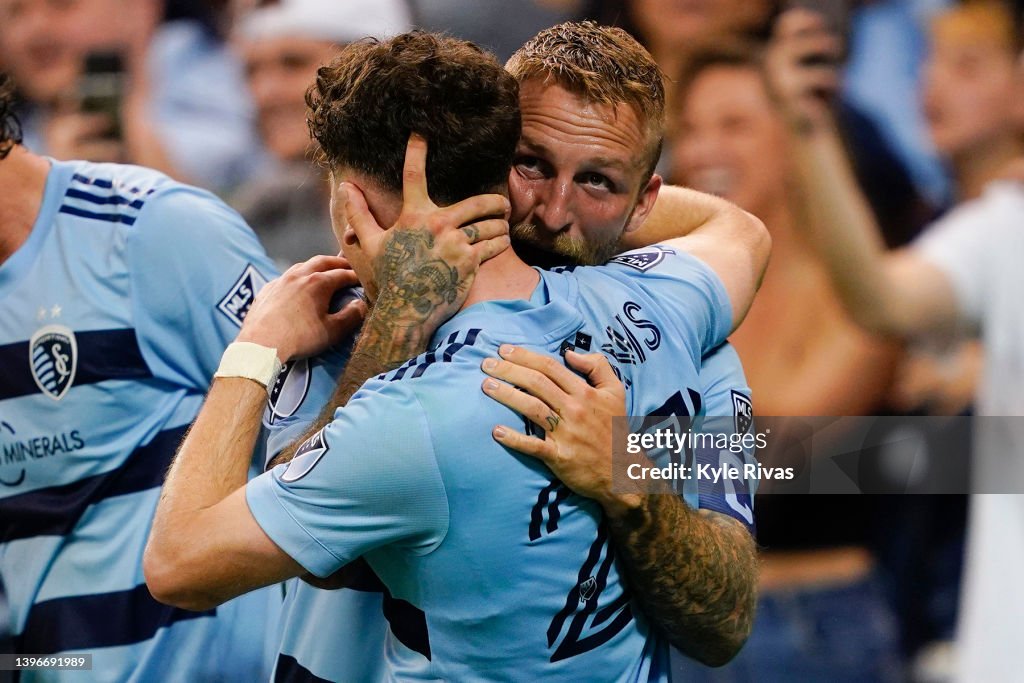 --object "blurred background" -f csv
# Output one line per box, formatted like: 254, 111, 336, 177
2, 1, 1022, 681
